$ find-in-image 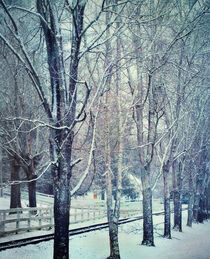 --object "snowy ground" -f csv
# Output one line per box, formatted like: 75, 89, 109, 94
0, 210, 209, 259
